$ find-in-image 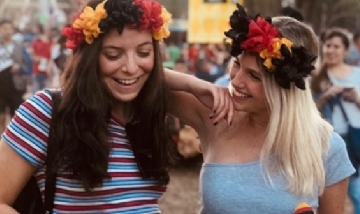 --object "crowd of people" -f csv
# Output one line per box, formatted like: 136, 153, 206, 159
0, 0, 359, 213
